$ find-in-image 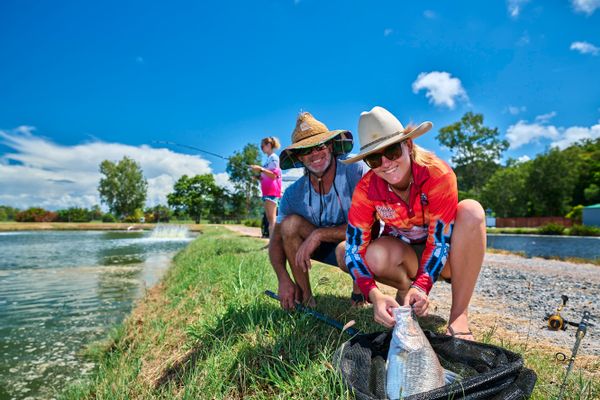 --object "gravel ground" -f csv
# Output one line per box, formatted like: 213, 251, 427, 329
223, 225, 600, 357
430, 253, 600, 356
